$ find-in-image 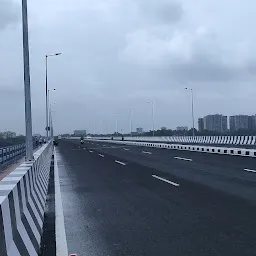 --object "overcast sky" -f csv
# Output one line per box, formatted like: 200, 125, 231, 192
1, 0, 256, 135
